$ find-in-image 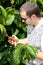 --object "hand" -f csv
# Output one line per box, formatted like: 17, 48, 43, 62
8, 35, 19, 46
